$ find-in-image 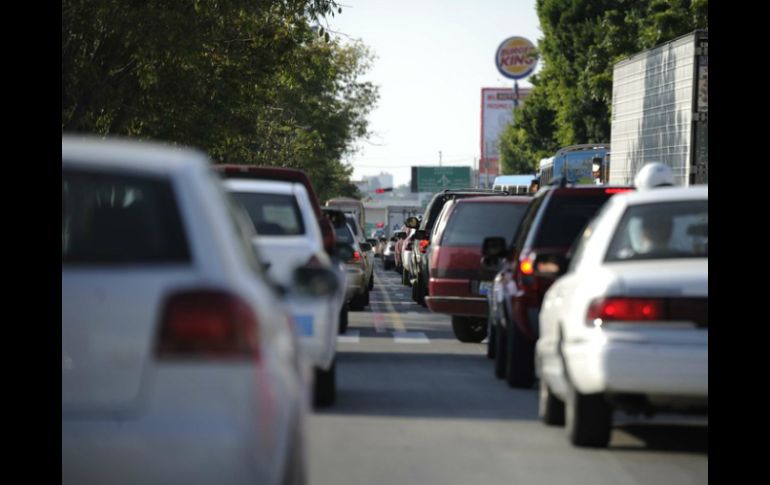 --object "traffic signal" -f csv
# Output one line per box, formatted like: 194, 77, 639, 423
375, 187, 393, 193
